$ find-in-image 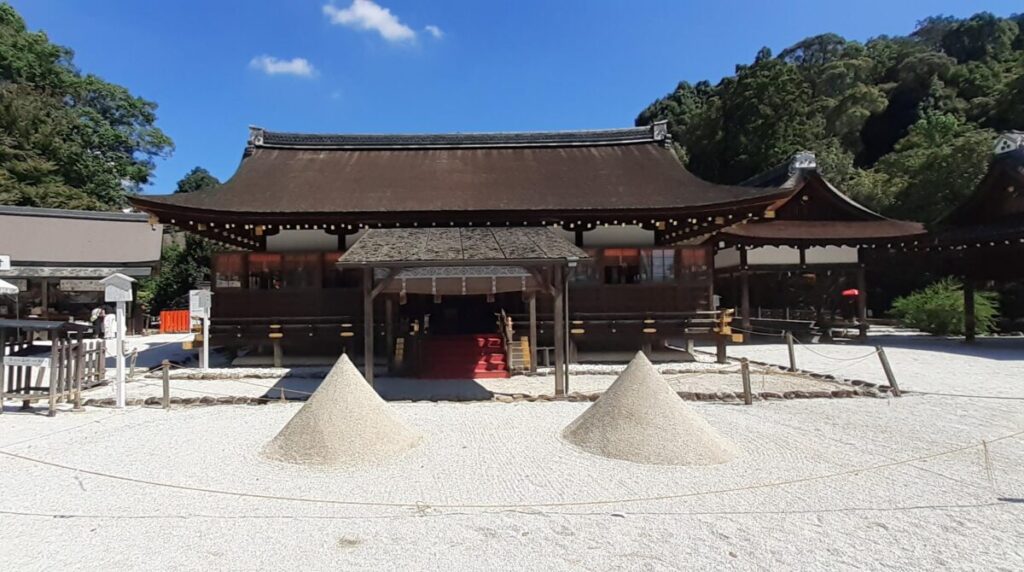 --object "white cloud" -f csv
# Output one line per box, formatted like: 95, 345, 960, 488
424, 24, 443, 39
249, 55, 317, 77
323, 0, 416, 43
